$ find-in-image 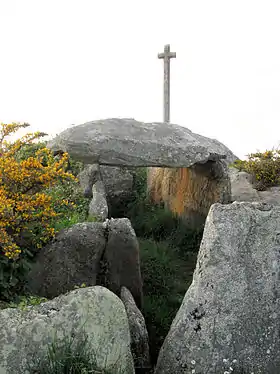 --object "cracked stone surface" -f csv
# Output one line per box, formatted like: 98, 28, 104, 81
25, 219, 143, 308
